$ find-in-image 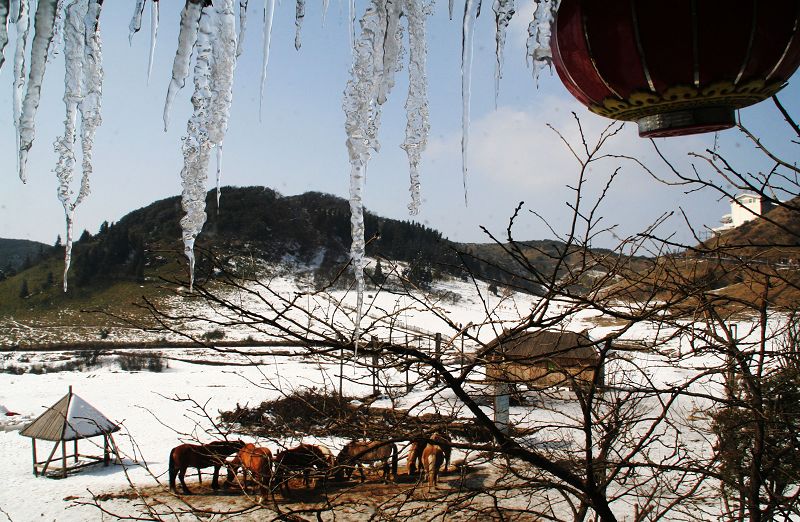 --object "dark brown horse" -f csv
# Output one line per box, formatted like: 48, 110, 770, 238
225, 443, 273, 500
273, 443, 331, 496
334, 440, 398, 482
408, 432, 451, 476
168, 439, 245, 494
